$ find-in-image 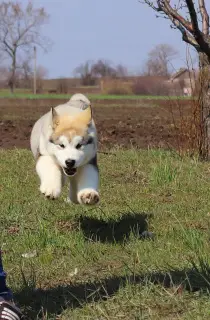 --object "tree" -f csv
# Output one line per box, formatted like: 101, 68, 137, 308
144, 44, 178, 77
91, 60, 128, 78
142, 0, 210, 159
115, 64, 128, 77
0, 1, 50, 93
74, 59, 129, 85
37, 65, 48, 89
92, 59, 117, 78
0, 66, 9, 88
4, 56, 48, 91
74, 60, 96, 86
19, 57, 32, 87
